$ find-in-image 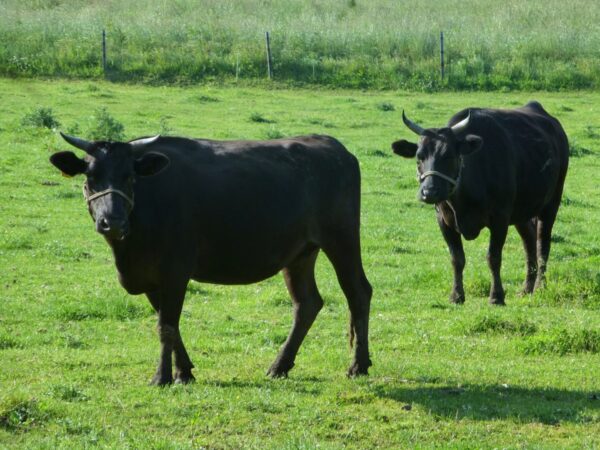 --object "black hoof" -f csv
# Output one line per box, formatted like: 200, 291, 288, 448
489, 297, 506, 306
174, 372, 196, 385
149, 373, 173, 386
449, 290, 465, 304
347, 359, 371, 377
266, 360, 294, 378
